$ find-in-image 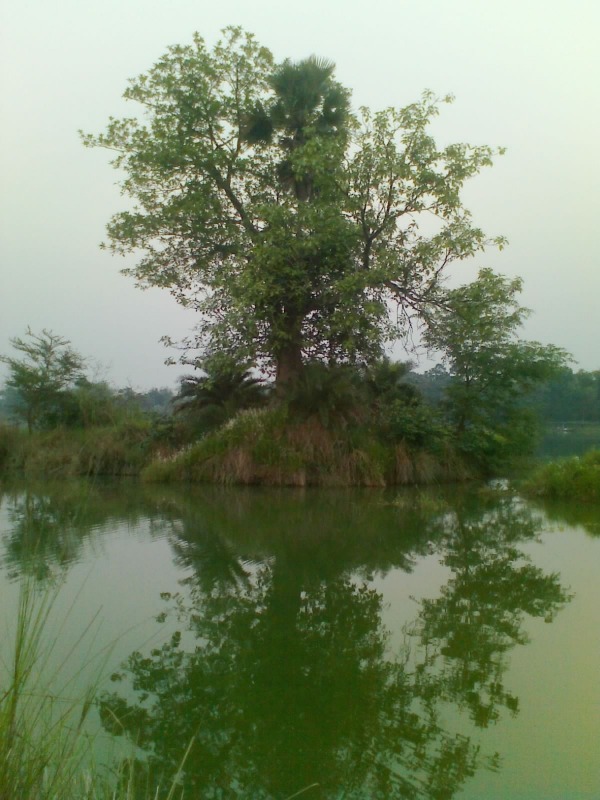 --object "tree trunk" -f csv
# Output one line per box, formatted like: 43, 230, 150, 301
275, 340, 304, 395
274, 315, 304, 396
